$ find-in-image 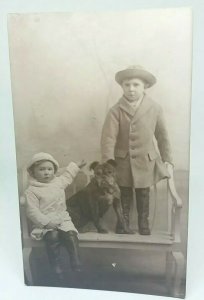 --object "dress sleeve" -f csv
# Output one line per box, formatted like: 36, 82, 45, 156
101, 108, 119, 162
25, 190, 50, 227
57, 162, 80, 189
155, 107, 173, 164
